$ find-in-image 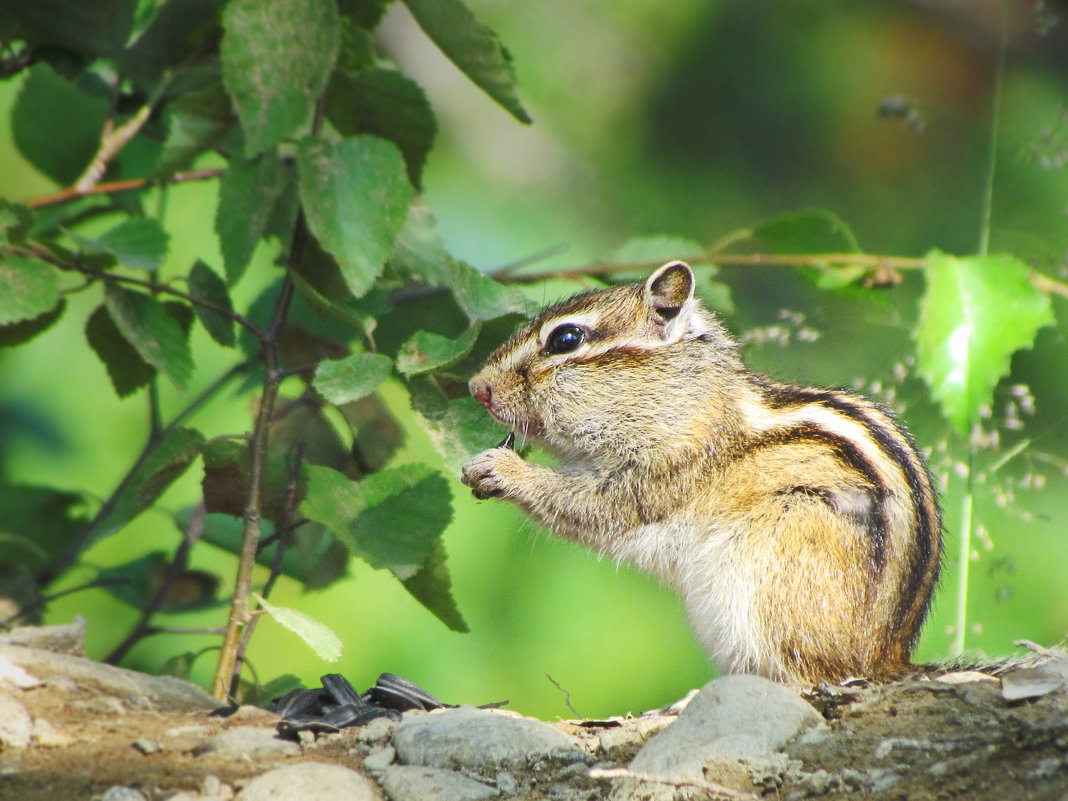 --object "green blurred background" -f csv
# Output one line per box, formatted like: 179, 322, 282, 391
2, 0, 1067, 719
